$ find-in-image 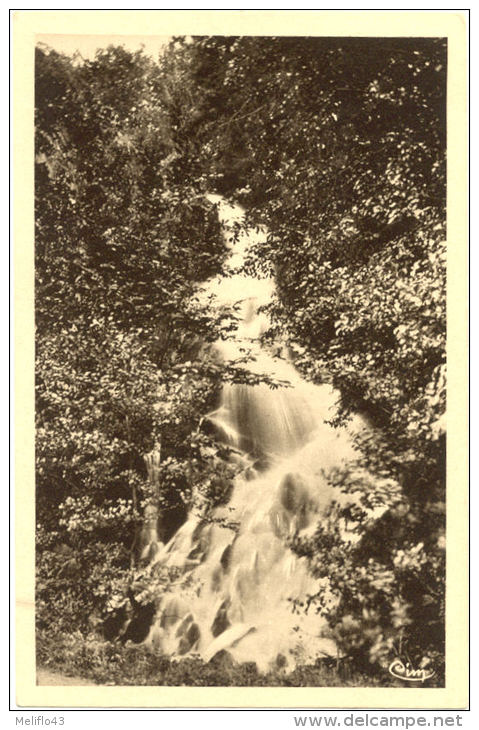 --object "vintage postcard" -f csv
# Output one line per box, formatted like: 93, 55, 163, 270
13, 10, 468, 709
